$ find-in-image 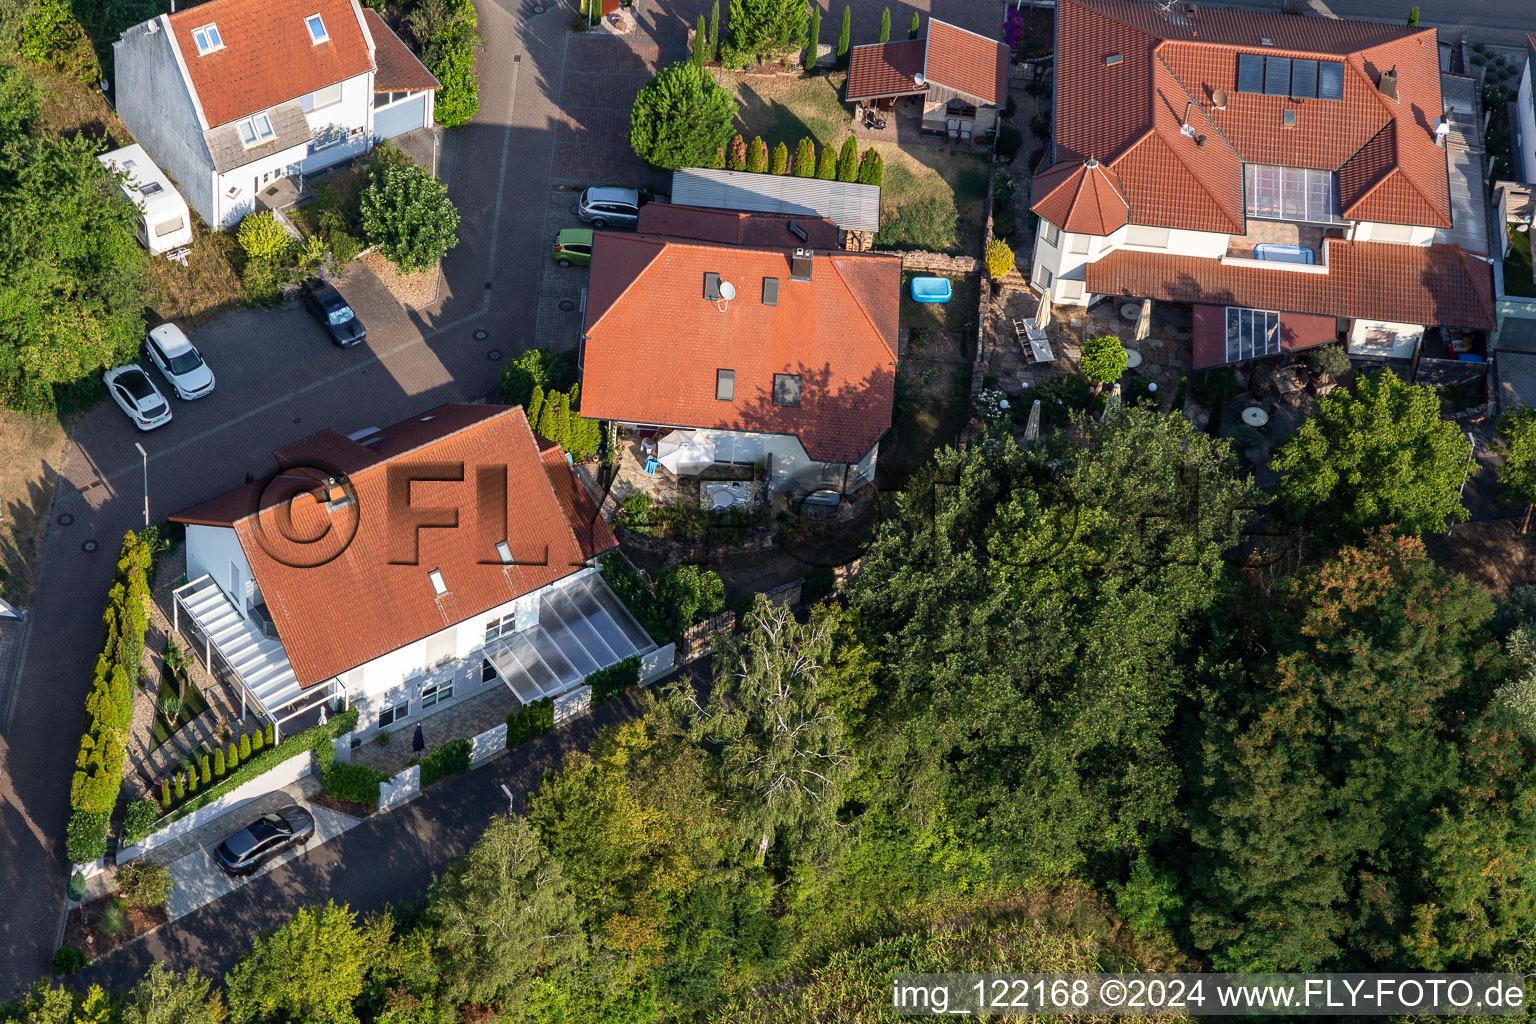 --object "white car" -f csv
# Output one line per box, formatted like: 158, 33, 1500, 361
144, 323, 215, 399
104, 365, 173, 431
